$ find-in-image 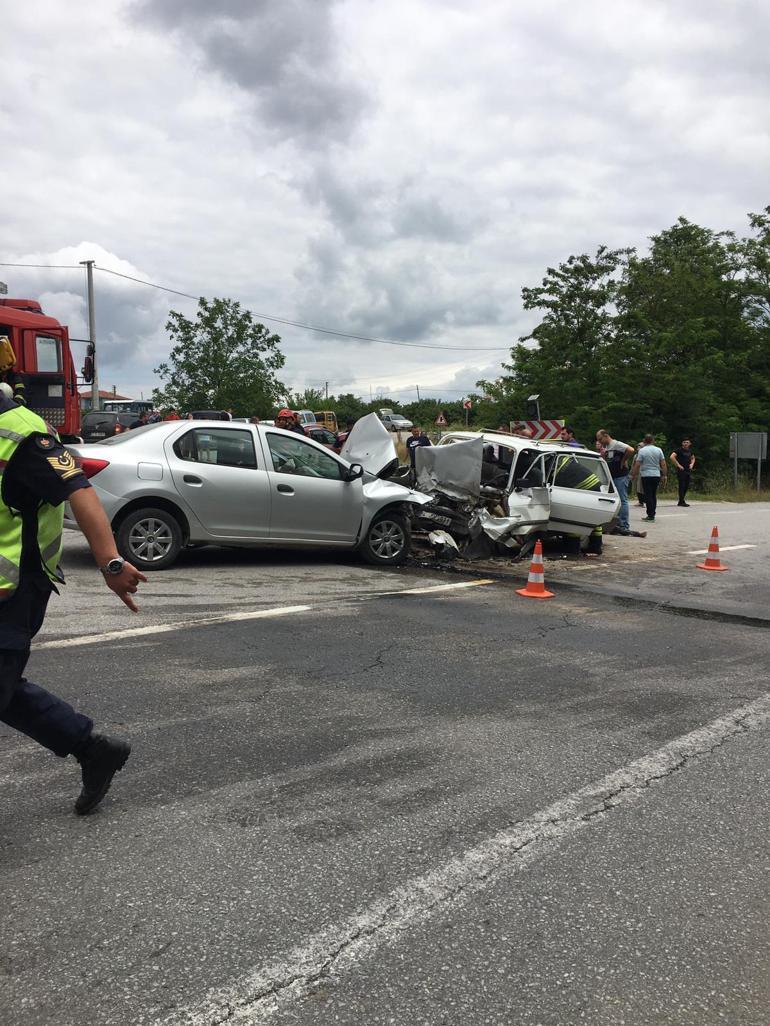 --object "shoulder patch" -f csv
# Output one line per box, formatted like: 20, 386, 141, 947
35, 435, 56, 451
46, 450, 82, 480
